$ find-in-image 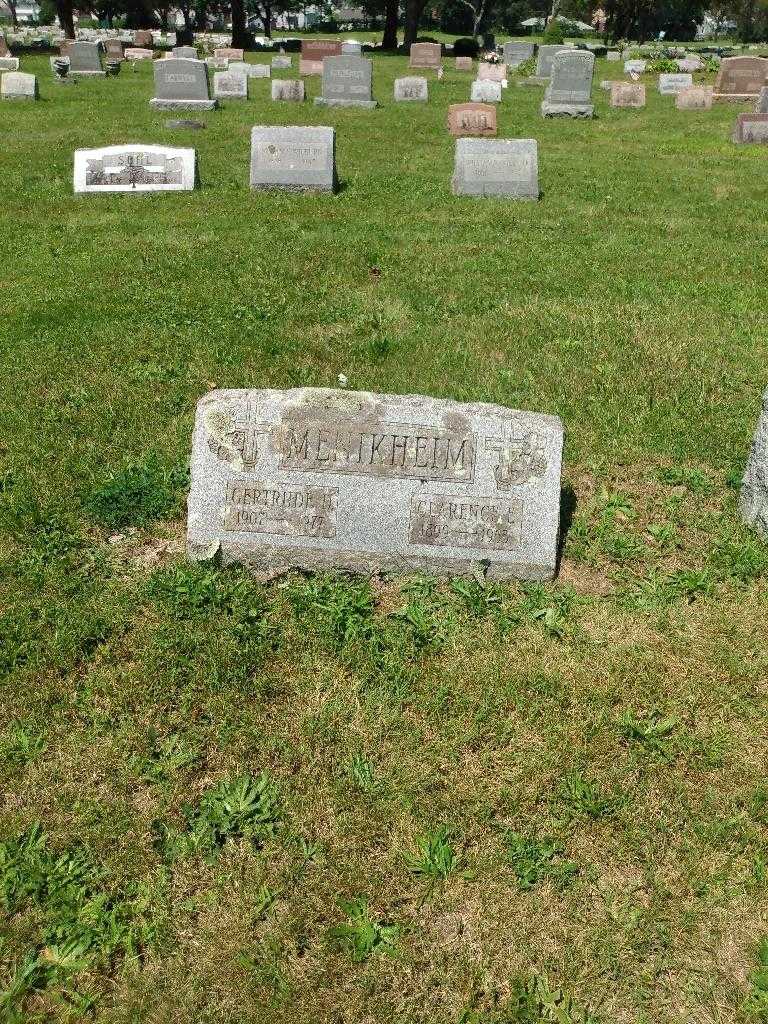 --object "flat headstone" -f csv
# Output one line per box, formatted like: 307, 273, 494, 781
502, 41, 534, 68
249, 125, 336, 192
741, 387, 768, 538
272, 55, 292, 69
134, 29, 153, 47
187, 387, 563, 580
206, 57, 229, 70
658, 72, 693, 95
125, 47, 153, 60
677, 57, 702, 72
315, 54, 376, 108
230, 60, 270, 78
342, 40, 362, 55
714, 56, 768, 100
272, 79, 304, 101
394, 76, 428, 101
624, 59, 646, 74
299, 58, 323, 75
74, 143, 195, 192
676, 85, 713, 110
409, 42, 441, 69
213, 70, 247, 99
477, 62, 506, 82
104, 39, 124, 60
455, 56, 473, 71
68, 40, 104, 76
541, 49, 594, 117
1, 70, 37, 99
165, 118, 206, 129
215, 47, 243, 60
301, 38, 342, 74
452, 137, 538, 200
447, 101, 497, 137
732, 111, 768, 143
535, 44, 568, 79
150, 58, 216, 110
606, 50, 621, 61
610, 81, 645, 107
471, 79, 501, 103
0, 56, 19, 71
172, 46, 197, 59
